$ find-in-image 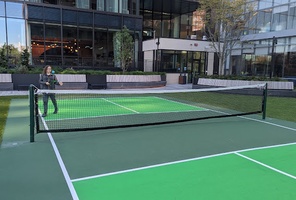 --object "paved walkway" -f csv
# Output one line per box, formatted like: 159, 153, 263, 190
0, 84, 193, 96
